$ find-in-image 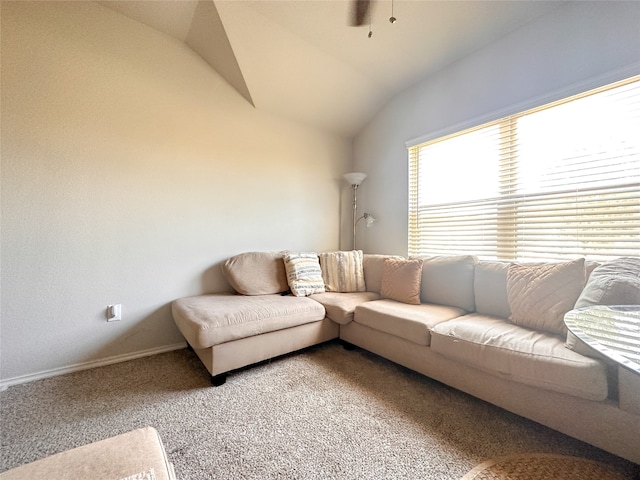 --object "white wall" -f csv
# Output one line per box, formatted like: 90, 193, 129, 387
0, 2, 350, 385
353, 1, 640, 256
